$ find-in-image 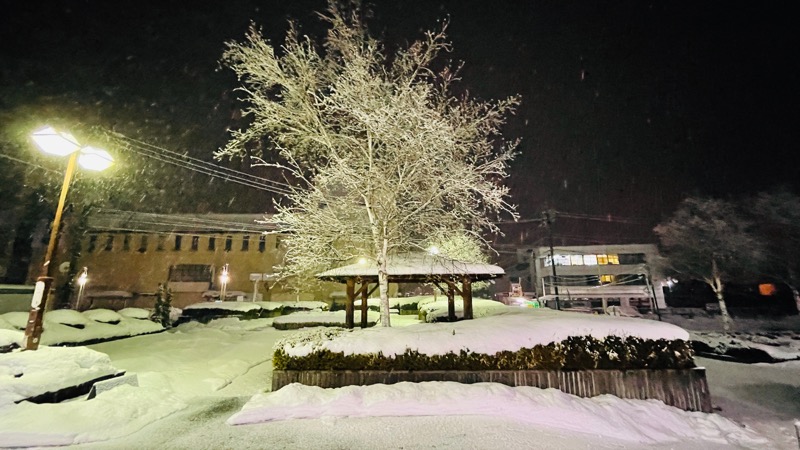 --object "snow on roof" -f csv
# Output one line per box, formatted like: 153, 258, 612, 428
316, 253, 505, 282
87, 210, 278, 234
